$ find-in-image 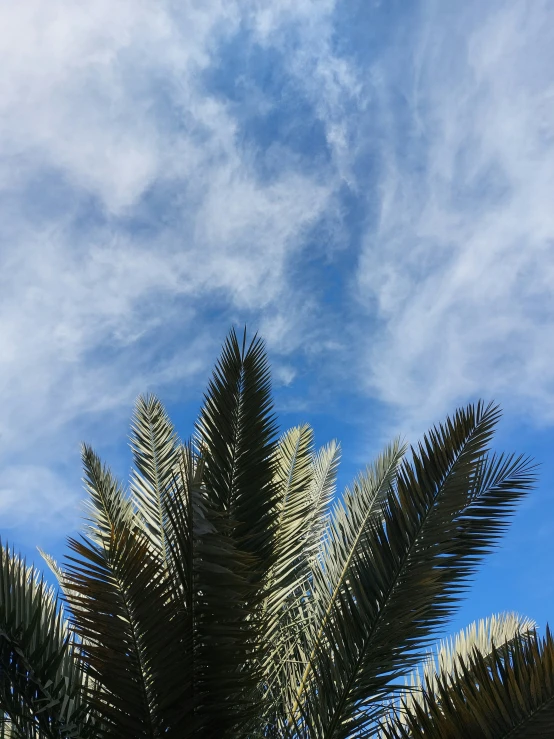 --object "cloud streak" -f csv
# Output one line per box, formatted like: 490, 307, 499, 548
0, 0, 353, 535
356, 0, 554, 431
